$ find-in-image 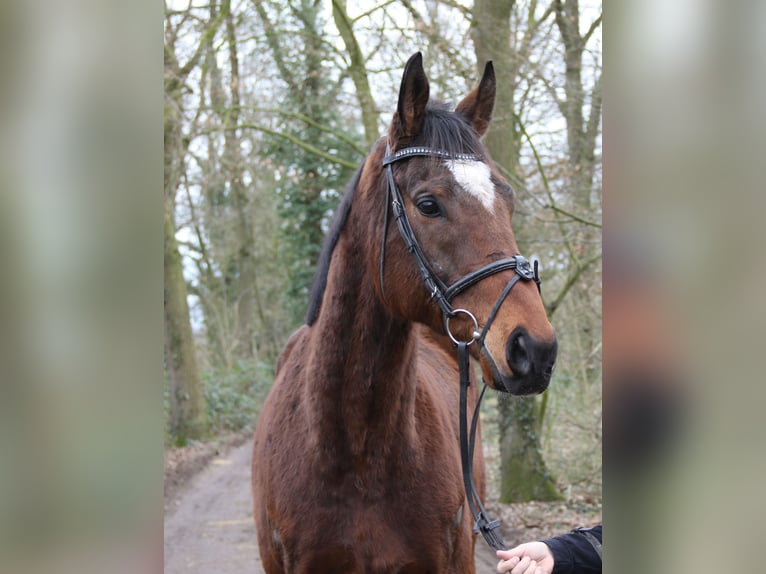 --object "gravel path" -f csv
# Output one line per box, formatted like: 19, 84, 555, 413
164, 440, 263, 573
